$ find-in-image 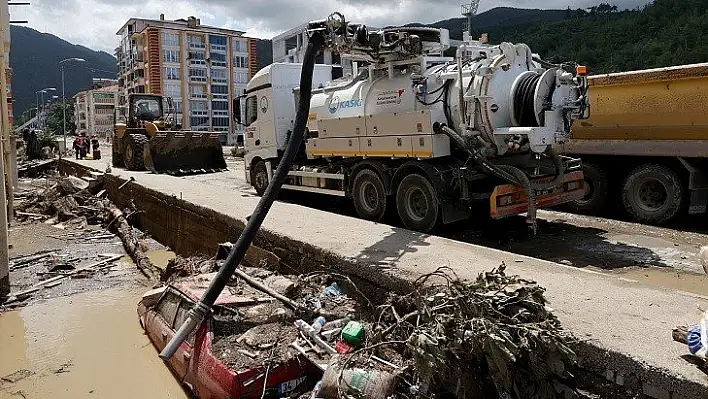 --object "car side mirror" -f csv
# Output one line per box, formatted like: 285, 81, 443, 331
234, 97, 242, 124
